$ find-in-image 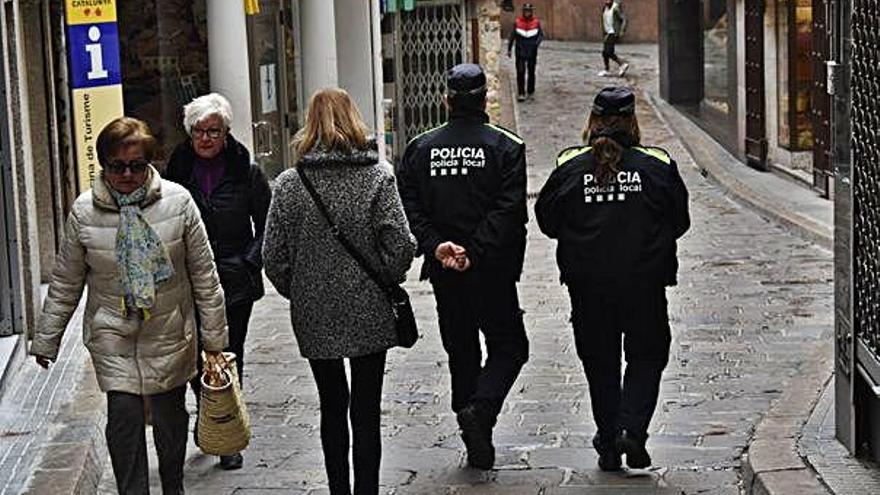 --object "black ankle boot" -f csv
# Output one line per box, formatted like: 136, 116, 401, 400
457, 405, 495, 470
616, 430, 651, 469
592, 433, 622, 471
